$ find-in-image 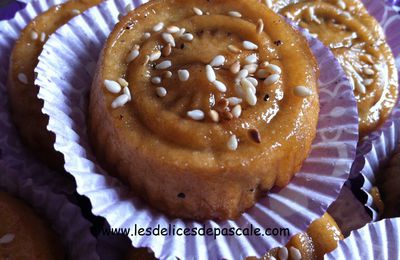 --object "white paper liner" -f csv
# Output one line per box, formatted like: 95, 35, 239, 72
0, 165, 99, 260
0, 0, 77, 194
35, 0, 359, 258
347, 0, 400, 220
325, 217, 400, 259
